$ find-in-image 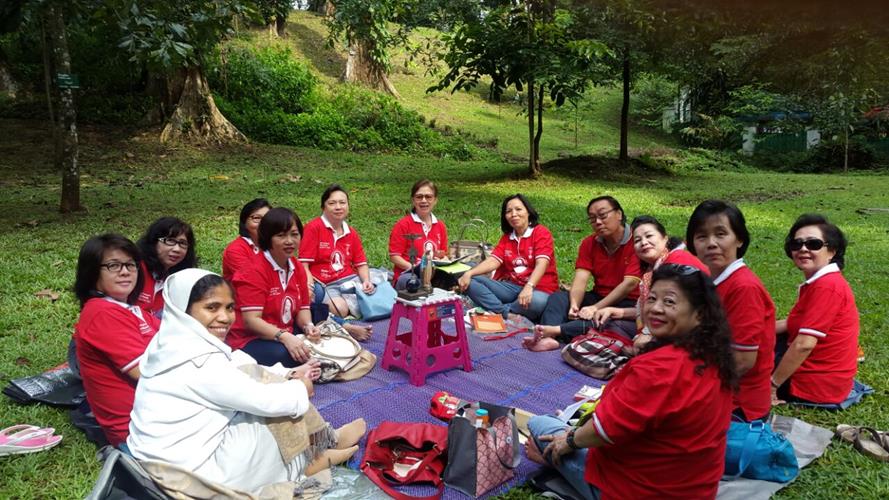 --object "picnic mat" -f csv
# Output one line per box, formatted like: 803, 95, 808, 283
313, 317, 599, 499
